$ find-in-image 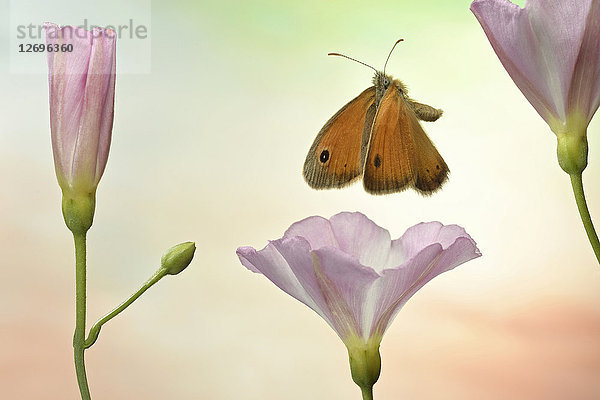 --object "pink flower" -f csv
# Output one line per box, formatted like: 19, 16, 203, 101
471, 0, 600, 174
45, 22, 116, 197
237, 212, 480, 396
